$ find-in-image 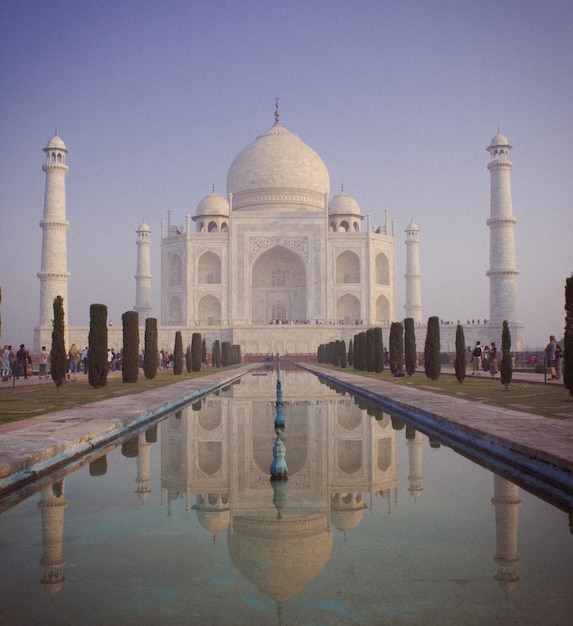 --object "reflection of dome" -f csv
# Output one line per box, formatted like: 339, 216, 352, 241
331, 493, 367, 531
228, 513, 332, 603
196, 191, 229, 217
196, 509, 230, 536
331, 508, 365, 532
328, 191, 361, 216
226, 120, 330, 212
